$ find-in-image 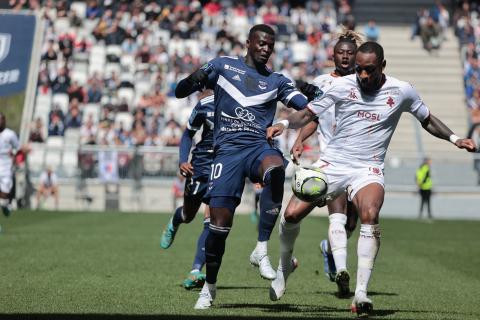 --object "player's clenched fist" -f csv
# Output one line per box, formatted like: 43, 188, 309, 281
179, 162, 194, 177
453, 138, 478, 152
